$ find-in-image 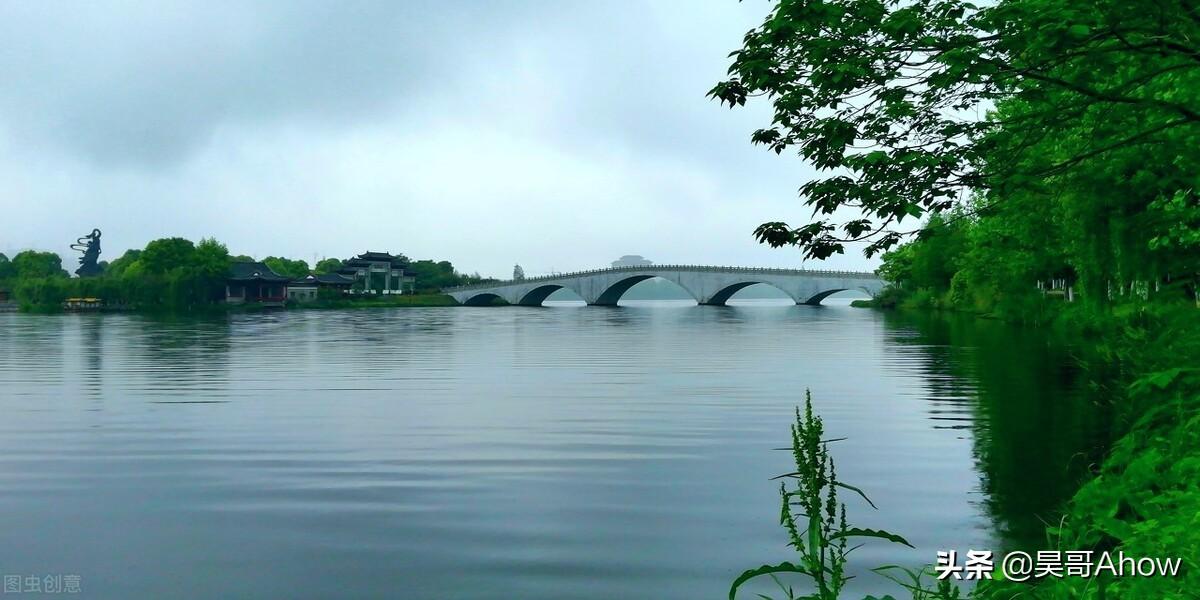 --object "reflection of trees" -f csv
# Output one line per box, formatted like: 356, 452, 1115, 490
136, 314, 232, 401
2, 316, 66, 399
79, 317, 104, 400
880, 311, 1107, 552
